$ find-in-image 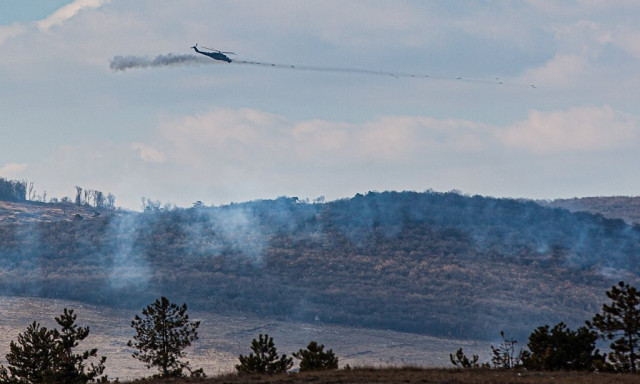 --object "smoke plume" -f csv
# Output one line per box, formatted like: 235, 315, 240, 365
110, 54, 212, 71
